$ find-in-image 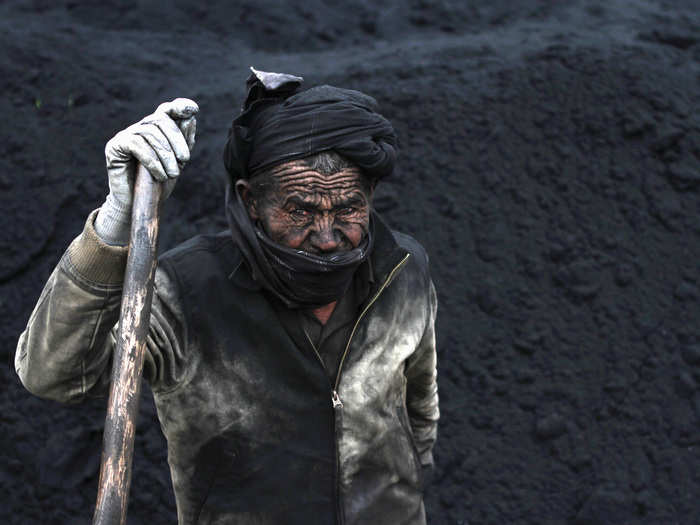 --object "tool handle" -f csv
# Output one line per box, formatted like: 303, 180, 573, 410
93, 164, 163, 525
